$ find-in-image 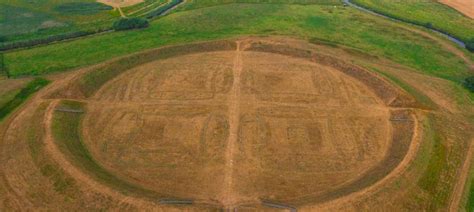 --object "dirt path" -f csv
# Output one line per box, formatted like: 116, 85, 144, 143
0, 61, 158, 209
221, 42, 242, 208
0, 67, 91, 209
118, 7, 126, 18
449, 138, 474, 212
42, 100, 158, 209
